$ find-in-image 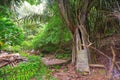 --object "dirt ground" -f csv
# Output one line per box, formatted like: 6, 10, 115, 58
49, 34, 120, 80
51, 64, 107, 80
